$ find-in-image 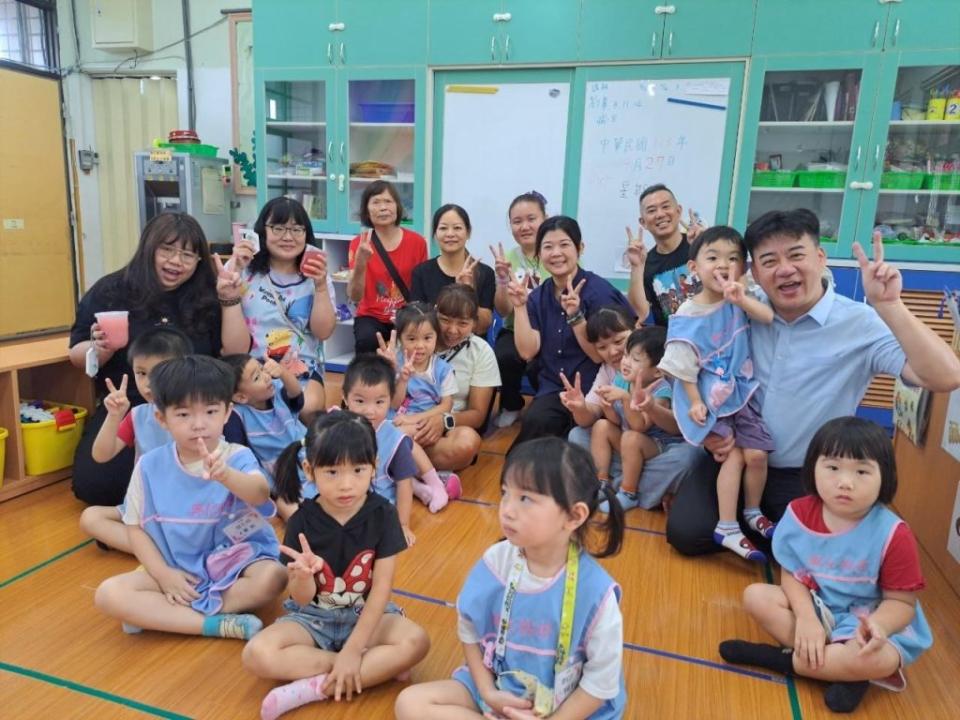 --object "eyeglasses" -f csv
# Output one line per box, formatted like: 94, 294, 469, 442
266, 224, 307, 239
156, 244, 200, 264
